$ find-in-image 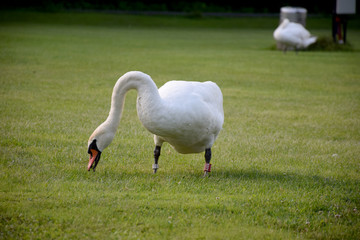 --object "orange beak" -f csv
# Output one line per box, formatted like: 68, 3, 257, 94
87, 149, 99, 171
